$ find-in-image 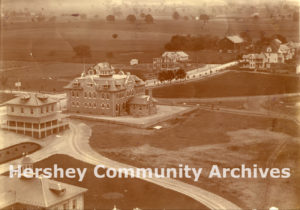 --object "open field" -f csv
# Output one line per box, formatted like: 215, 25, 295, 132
1, 19, 298, 64
153, 71, 300, 98
89, 109, 300, 209
17, 154, 205, 210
